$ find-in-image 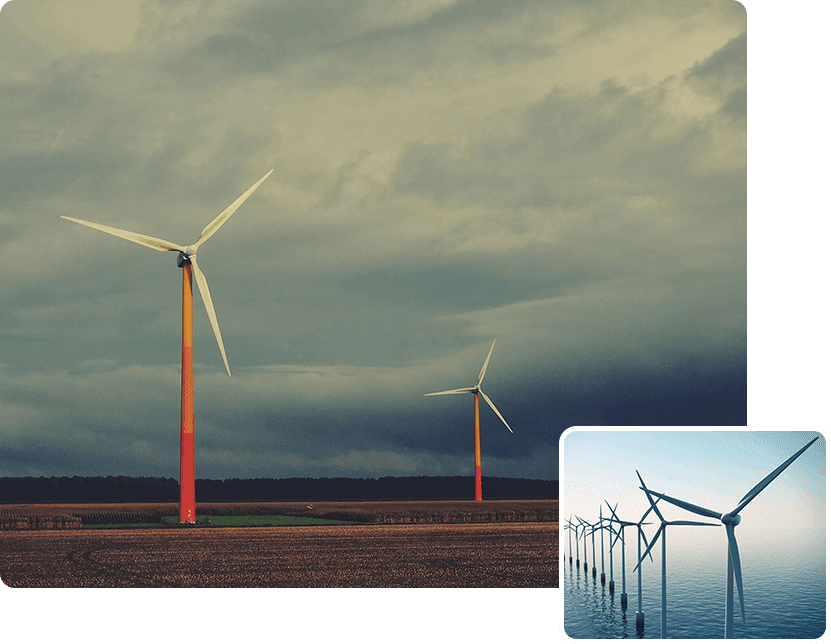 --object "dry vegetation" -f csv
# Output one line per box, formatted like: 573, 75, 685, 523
1, 523, 557, 588
0, 500, 557, 587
